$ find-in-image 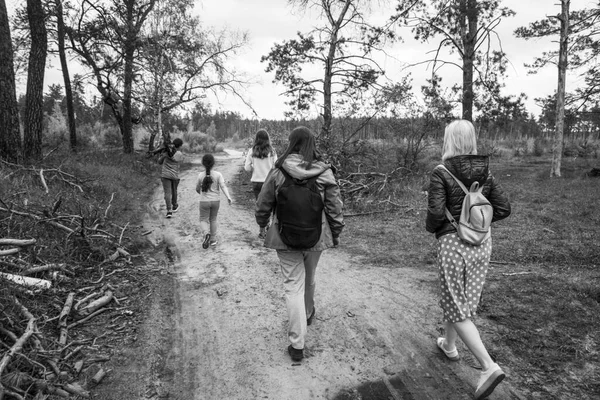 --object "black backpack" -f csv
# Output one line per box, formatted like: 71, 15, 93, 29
276, 168, 326, 249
